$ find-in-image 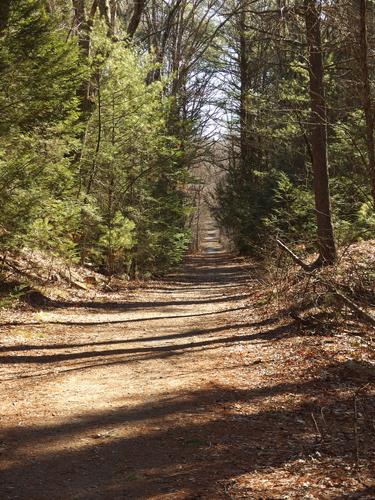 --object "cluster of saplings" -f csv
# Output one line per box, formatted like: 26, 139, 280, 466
0, 0, 191, 278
